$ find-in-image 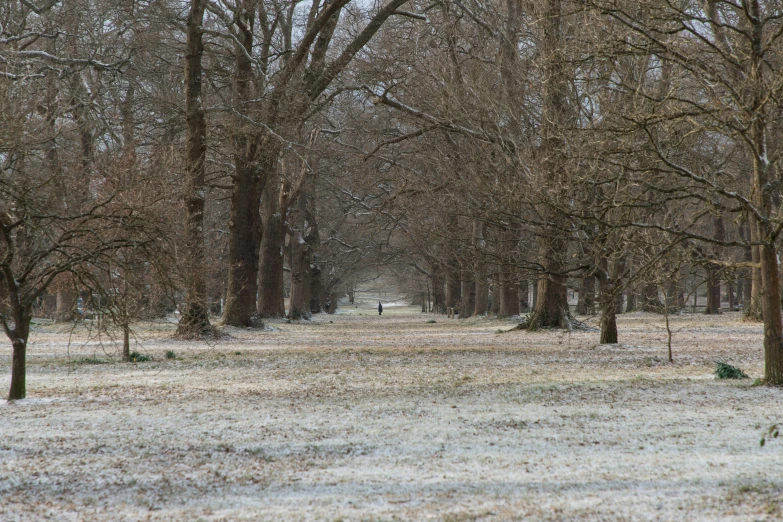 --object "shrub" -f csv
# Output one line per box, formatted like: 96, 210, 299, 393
715, 361, 748, 379
165, 350, 176, 359
129, 351, 151, 363
79, 357, 109, 365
